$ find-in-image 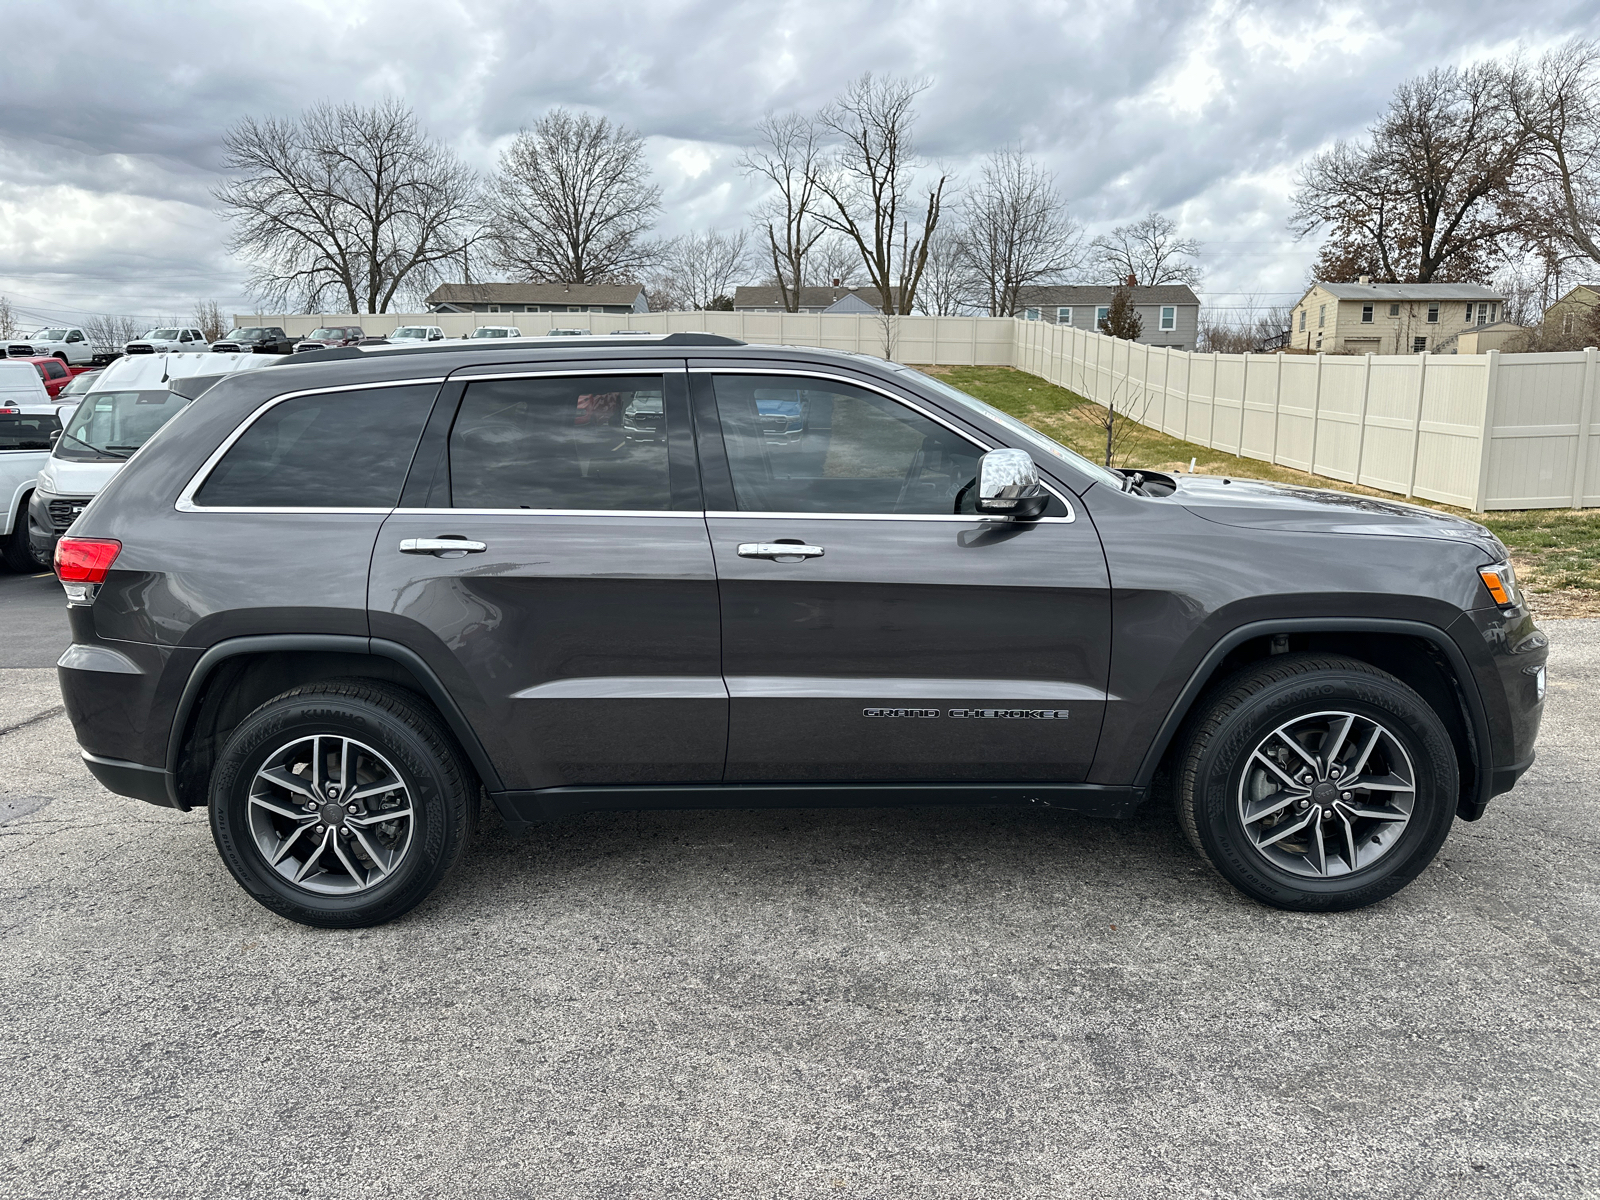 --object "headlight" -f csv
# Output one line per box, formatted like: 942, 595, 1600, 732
1478, 562, 1522, 608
